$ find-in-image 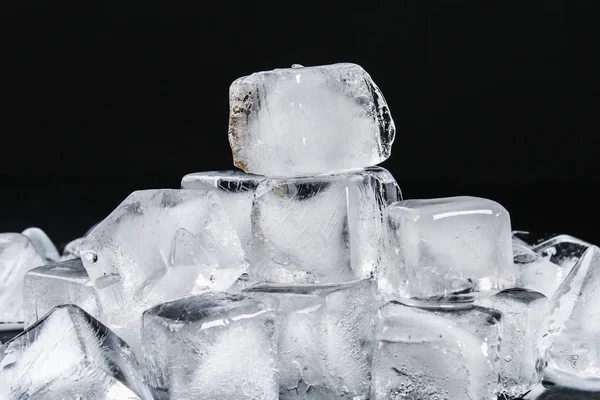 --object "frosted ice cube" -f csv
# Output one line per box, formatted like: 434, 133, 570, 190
476, 288, 549, 397
0, 233, 45, 323
245, 278, 381, 399
0, 305, 152, 399
23, 259, 103, 327
228, 63, 395, 177
250, 167, 401, 284
181, 170, 264, 250
142, 292, 277, 399
79, 189, 247, 346
545, 246, 600, 389
371, 302, 502, 400
21, 227, 60, 263
379, 196, 515, 303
